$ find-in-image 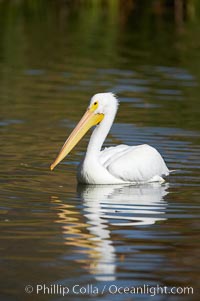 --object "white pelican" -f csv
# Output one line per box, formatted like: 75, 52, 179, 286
50, 93, 170, 184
